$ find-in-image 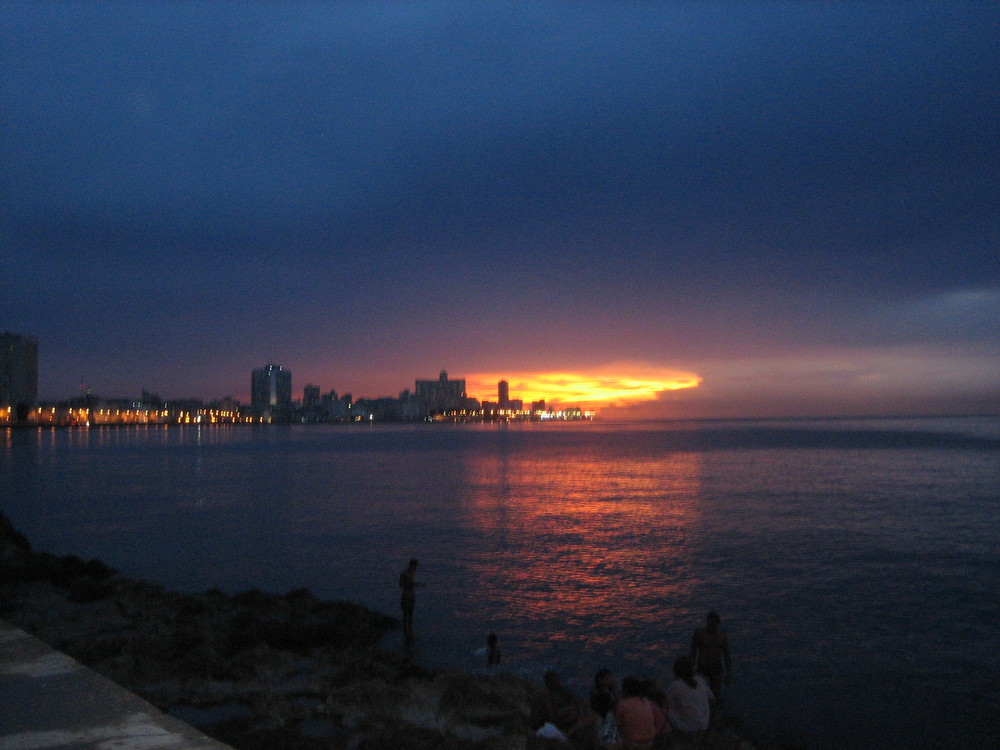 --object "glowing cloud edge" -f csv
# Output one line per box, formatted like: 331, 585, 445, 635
465, 365, 702, 410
